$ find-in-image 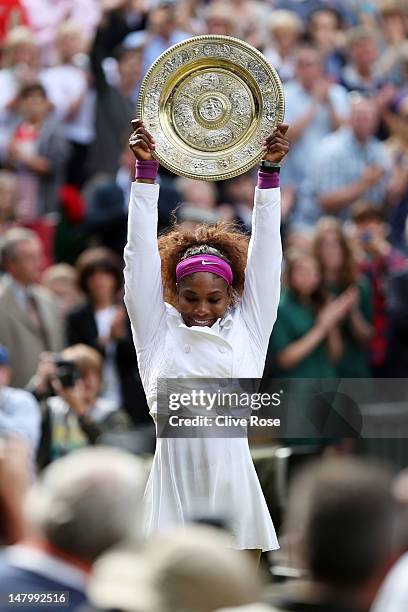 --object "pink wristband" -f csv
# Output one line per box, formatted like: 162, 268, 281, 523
257, 170, 280, 189
135, 159, 159, 181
